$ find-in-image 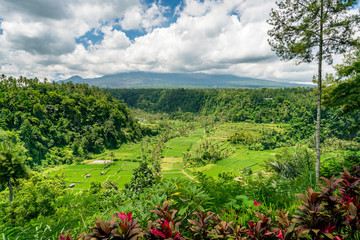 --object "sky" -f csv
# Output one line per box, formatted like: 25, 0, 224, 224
0, 0, 358, 83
